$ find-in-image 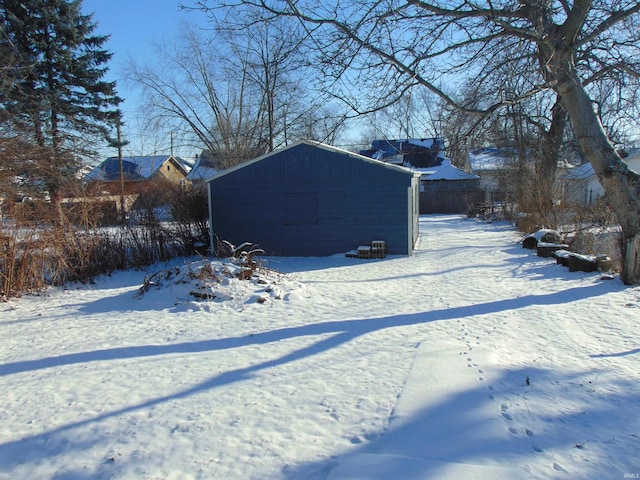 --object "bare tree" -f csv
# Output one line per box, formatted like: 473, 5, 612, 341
127, 26, 267, 168
201, 0, 640, 284
127, 12, 347, 168
217, 10, 306, 151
